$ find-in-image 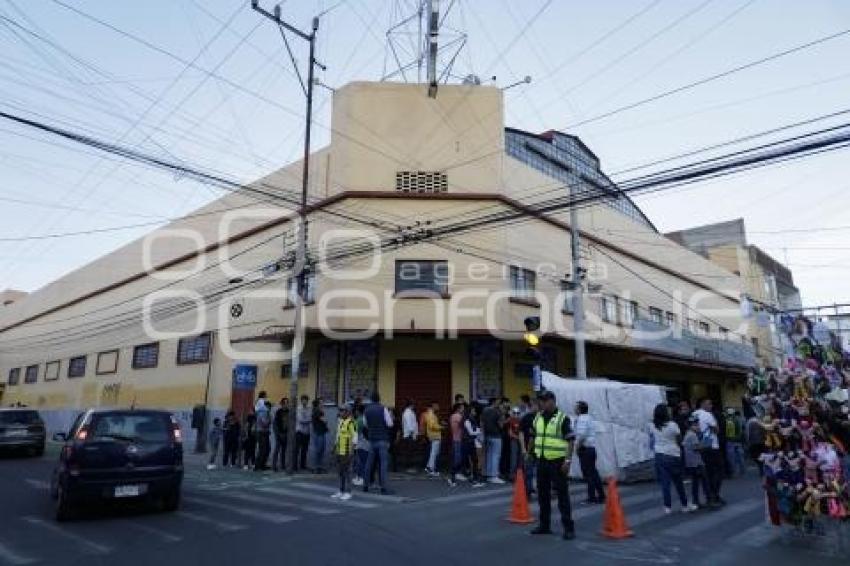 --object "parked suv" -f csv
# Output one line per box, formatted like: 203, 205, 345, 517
50, 409, 183, 521
0, 408, 46, 456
